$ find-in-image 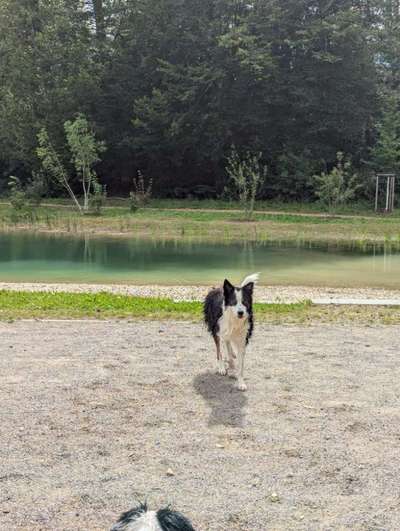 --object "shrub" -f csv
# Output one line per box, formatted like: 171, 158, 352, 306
89, 181, 107, 215
225, 145, 267, 220
8, 176, 27, 211
128, 191, 139, 212
131, 170, 152, 206
25, 171, 47, 207
312, 152, 360, 212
